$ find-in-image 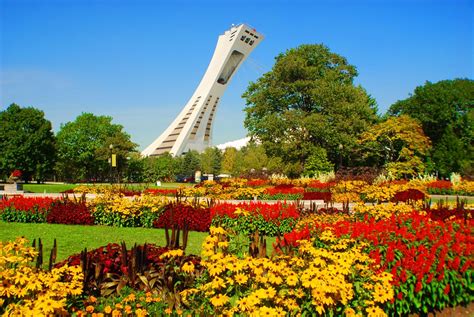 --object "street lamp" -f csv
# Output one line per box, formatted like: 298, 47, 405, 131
109, 144, 115, 184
